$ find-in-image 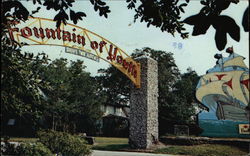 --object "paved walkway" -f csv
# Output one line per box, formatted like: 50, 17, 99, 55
92, 150, 183, 156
